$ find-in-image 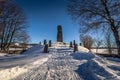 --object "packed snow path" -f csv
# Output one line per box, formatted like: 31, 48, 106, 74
14, 48, 81, 80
